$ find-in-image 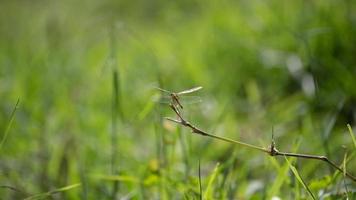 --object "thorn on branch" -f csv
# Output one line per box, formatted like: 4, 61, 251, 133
269, 127, 278, 156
